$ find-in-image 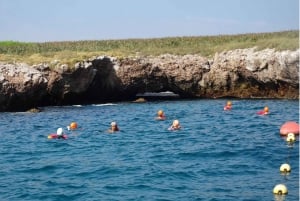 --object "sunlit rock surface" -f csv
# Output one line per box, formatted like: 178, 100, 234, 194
0, 48, 298, 111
